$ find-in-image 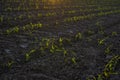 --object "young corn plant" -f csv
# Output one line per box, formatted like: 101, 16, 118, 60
6, 30, 11, 35
25, 49, 36, 61
25, 53, 30, 61
87, 74, 104, 80
86, 76, 97, 80
87, 30, 95, 36
0, 15, 3, 23
50, 44, 56, 53
112, 31, 117, 36
75, 32, 82, 41
103, 55, 120, 78
12, 26, 19, 33
105, 45, 112, 54
59, 37, 63, 46
45, 39, 50, 48
97, 74, 104, 80
63, 49, 67, 57
7, 61, 14, 68
6, 26, 19, 34
40, 46, 46, 54
71, 57, 77, 64
38, 13, 42, 17
98, 39, 105, 45
98, 37, 108, 46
